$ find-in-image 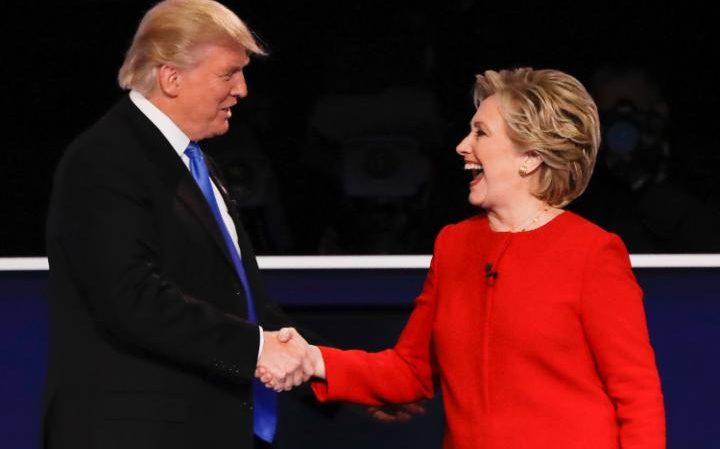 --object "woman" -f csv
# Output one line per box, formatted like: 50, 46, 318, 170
264, 68, 666, 448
